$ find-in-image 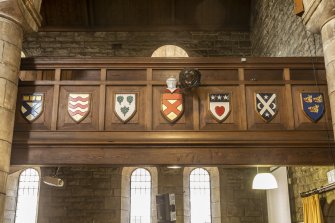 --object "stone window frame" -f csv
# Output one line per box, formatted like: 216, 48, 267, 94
121, 167, 158, 223
13, 167, 41, 223
183, 167, 221, 223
